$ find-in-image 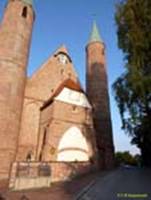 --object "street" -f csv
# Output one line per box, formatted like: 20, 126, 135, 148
1, 167, 151, 200
76, 167, 151, 200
